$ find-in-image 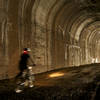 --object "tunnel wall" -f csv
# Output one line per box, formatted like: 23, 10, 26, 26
0, 0, 100, 79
